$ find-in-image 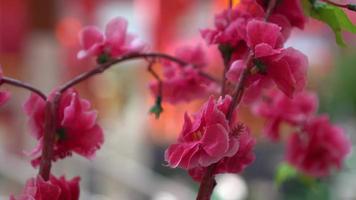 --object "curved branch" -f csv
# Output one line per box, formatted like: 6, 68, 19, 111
1, 77, 47, 100
58, 53, 218, 93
